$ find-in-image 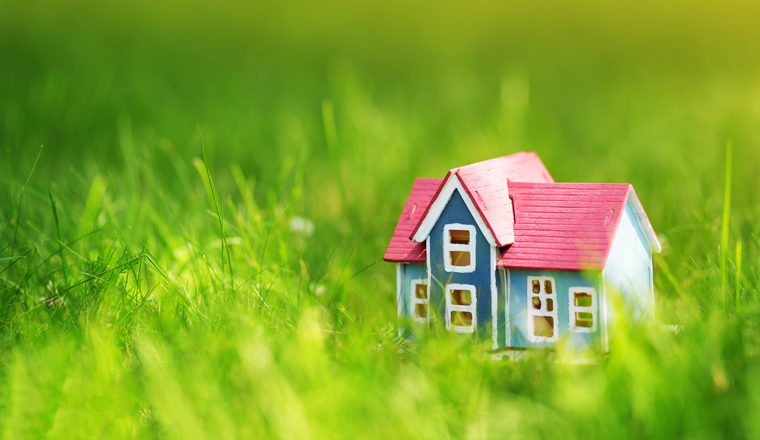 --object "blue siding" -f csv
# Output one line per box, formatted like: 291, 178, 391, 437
429, 190, 493, 341
603, 200, 654, 326
398, 263, 427, 320
507, 269, 602, 350
496, 269, 507, 348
